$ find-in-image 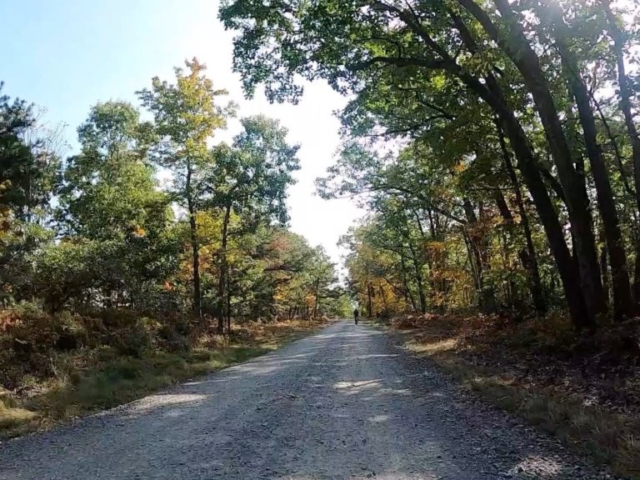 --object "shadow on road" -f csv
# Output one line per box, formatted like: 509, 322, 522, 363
0, 322, 605, 480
